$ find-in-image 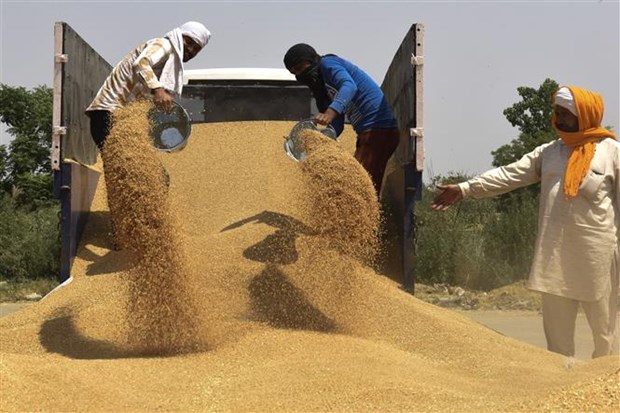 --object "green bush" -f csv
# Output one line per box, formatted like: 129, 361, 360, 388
0, 194, 60, 281
477, 189, 539, 289
414, 175, 538, 291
